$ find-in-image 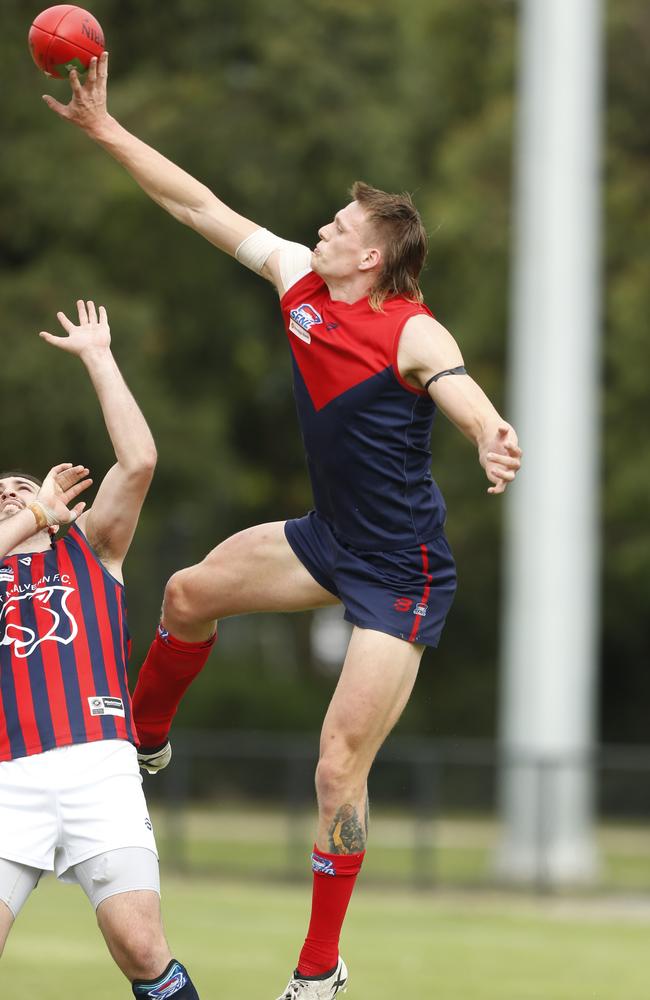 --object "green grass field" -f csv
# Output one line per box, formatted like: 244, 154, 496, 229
3, 873, 650, 999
